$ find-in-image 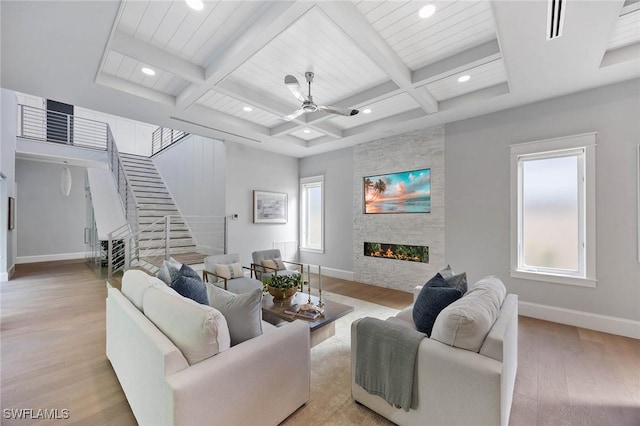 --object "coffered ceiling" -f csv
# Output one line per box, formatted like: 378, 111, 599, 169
2, 0, 639, 157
